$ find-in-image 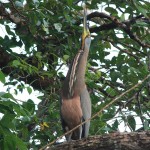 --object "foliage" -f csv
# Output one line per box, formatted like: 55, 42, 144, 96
0, 0, 150, 149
